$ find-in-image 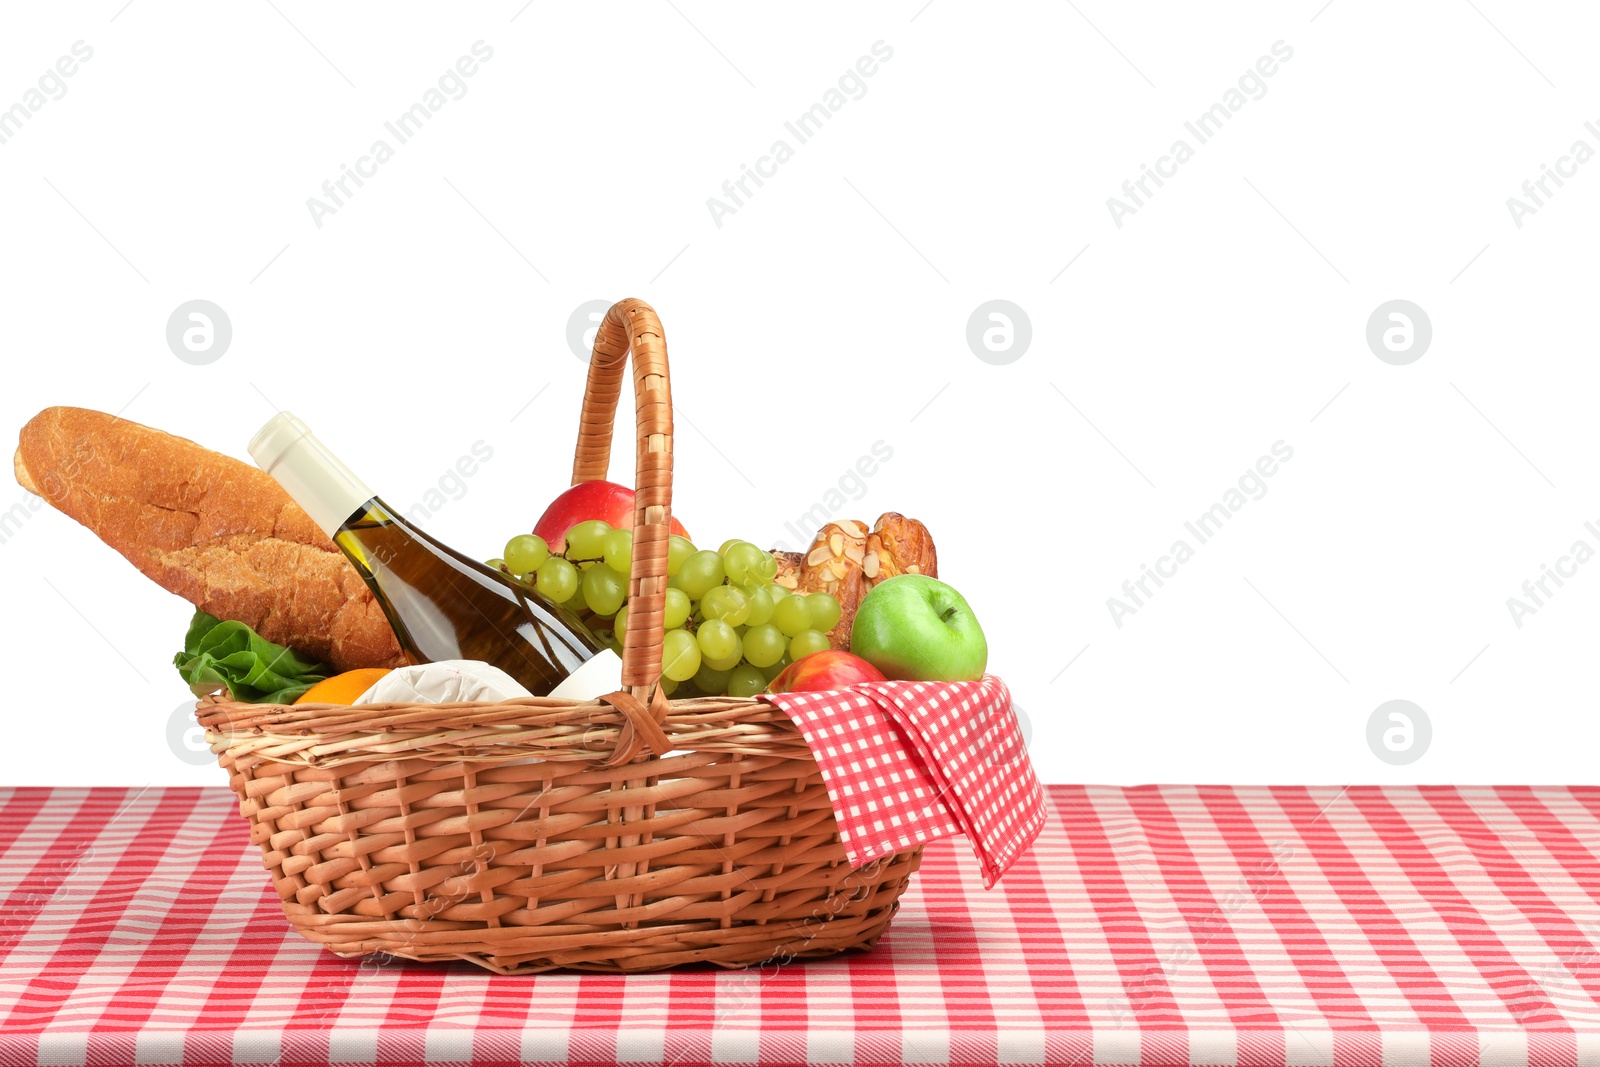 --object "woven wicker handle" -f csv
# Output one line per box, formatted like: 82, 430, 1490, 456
571, 299, 673, 696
